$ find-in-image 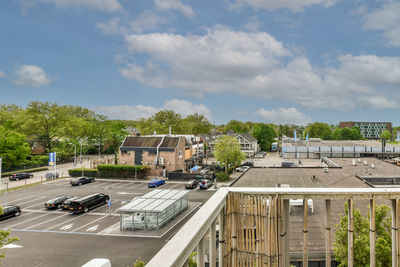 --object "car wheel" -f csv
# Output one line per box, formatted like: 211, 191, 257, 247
16, 178, 19, 181
57, 204, 61, 209
15, 212, 20, 216
84, 207, 89, 213
79, 183, 82, 186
